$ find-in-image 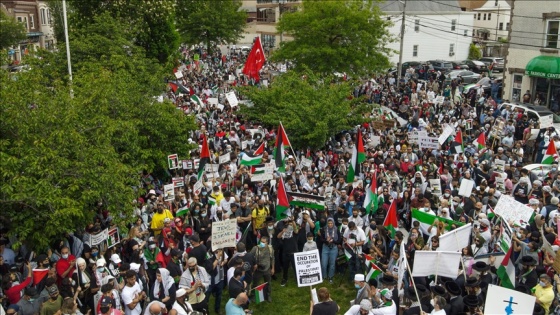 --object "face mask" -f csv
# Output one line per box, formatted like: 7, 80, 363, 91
355, 284, 361, 289
201, 213, 207, 218
267, 226, 274, 230
194, 210, 200, 214
202, 192, 207, 196
314, 175, 319, 178
366, 180, 371, 184
29, 298, 35, 303
189, 267, 196, 272
307, 239, 314, 243
350, 201, 355, 205
149, 245, 156, 250
411, 233, 418, 237
341, 224, 348, 230
453, 202, 458, 206
539, 281, 546, 287
92, 252, 99, 257
62, 254, 69, 259
259, 242, 266, 248
97, 267, 105, 272
444, 193, 450, 197
100, 307, 110, 314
